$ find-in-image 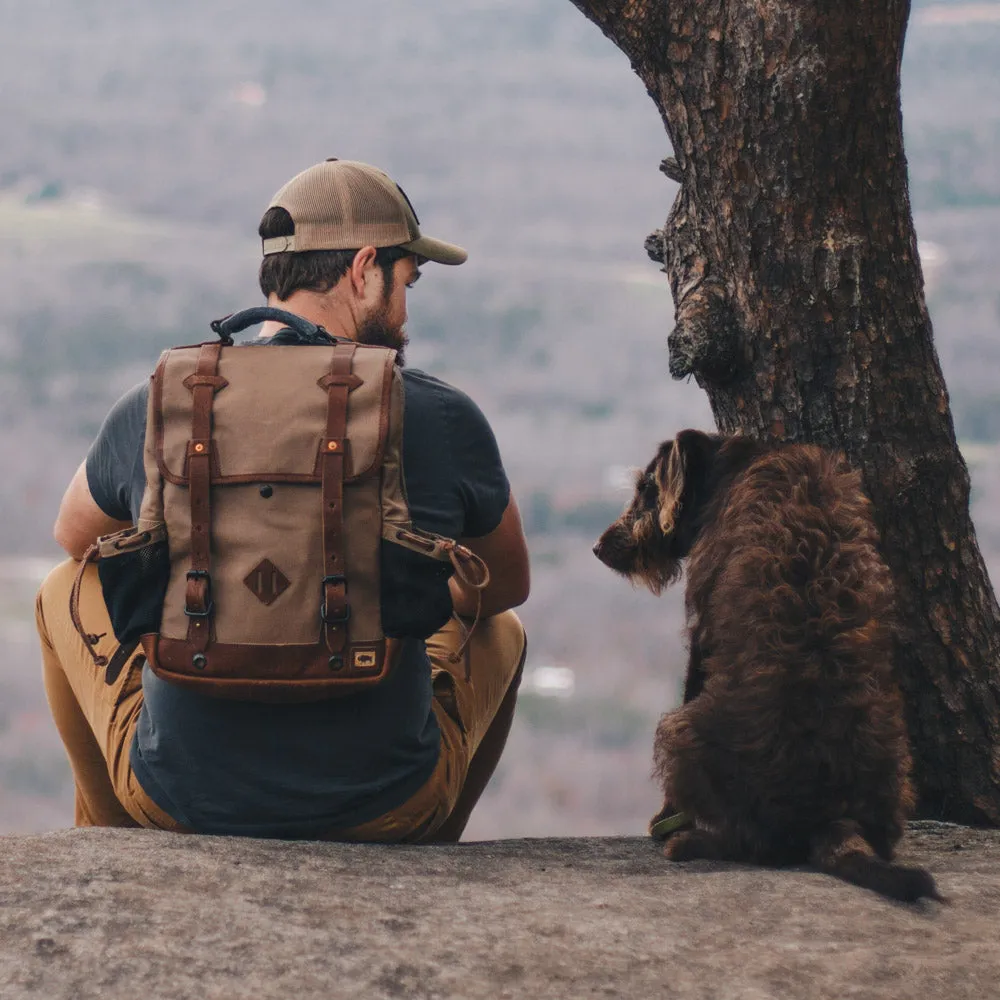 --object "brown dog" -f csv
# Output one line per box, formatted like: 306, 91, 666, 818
594, 430, 941, 902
